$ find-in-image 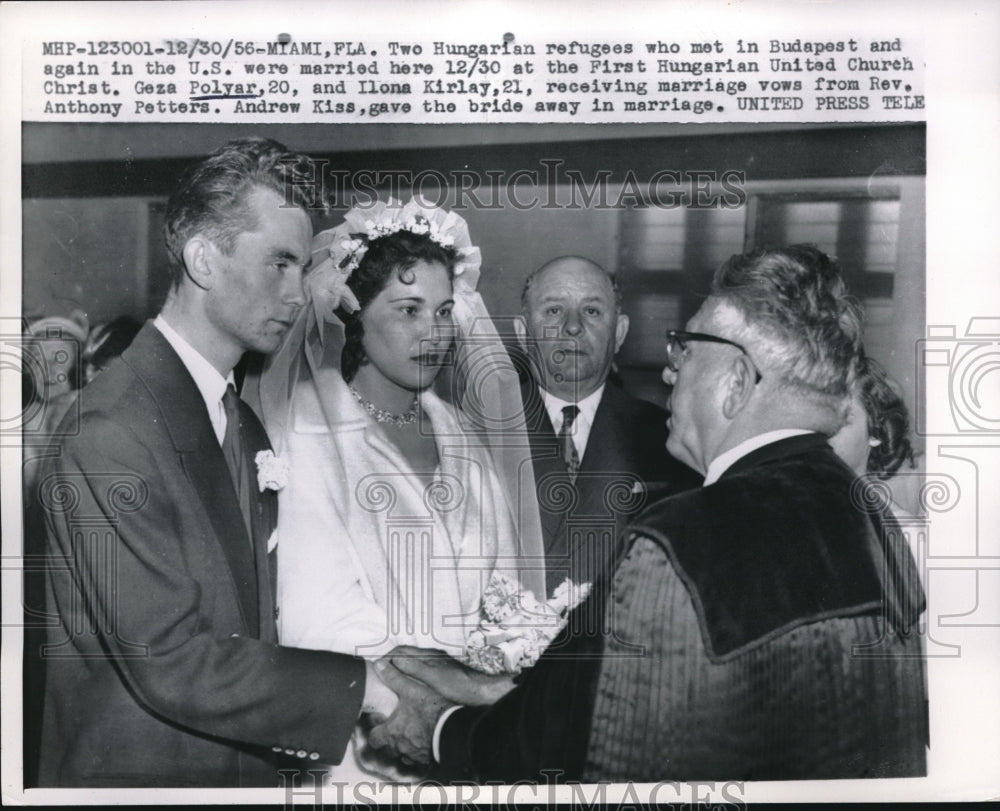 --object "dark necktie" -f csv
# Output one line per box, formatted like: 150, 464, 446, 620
559, 404, 581, 483
221, 384, 254, 545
